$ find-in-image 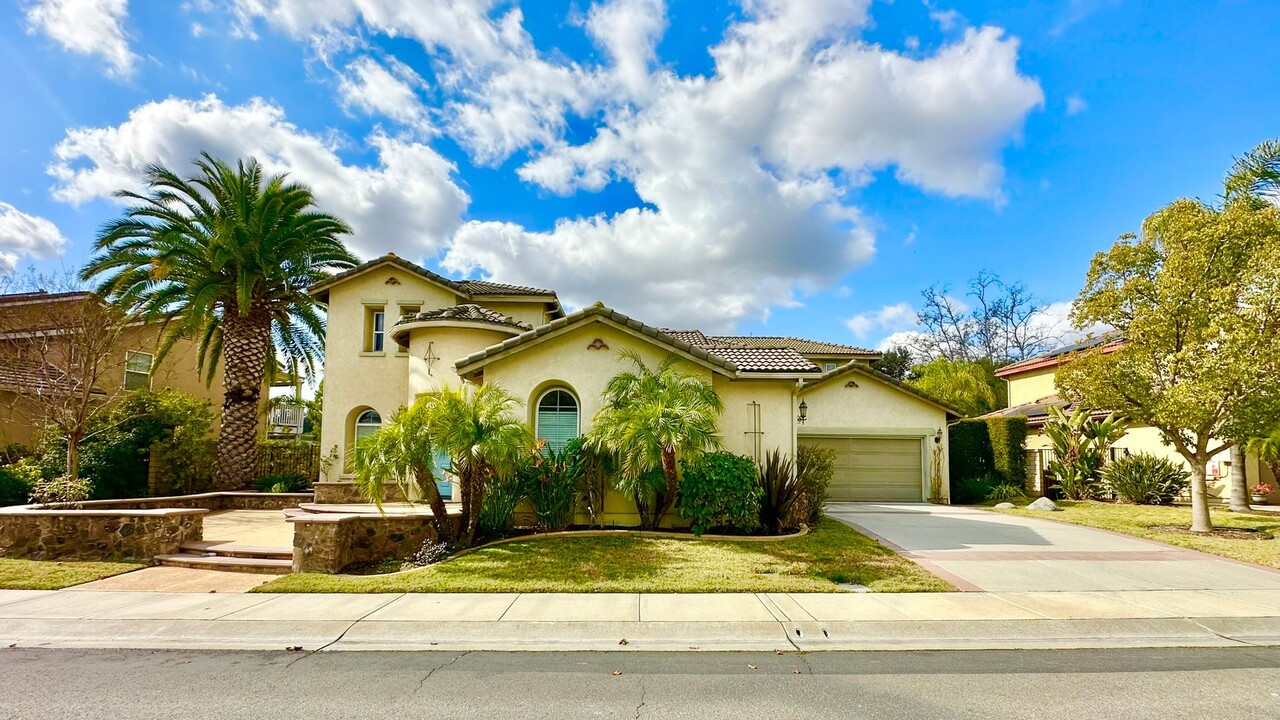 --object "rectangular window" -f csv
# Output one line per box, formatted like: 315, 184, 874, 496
364, 306, 386, 353
824, 362, 837, 372
124, 351, 153, 389
396, 305, 419, 354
